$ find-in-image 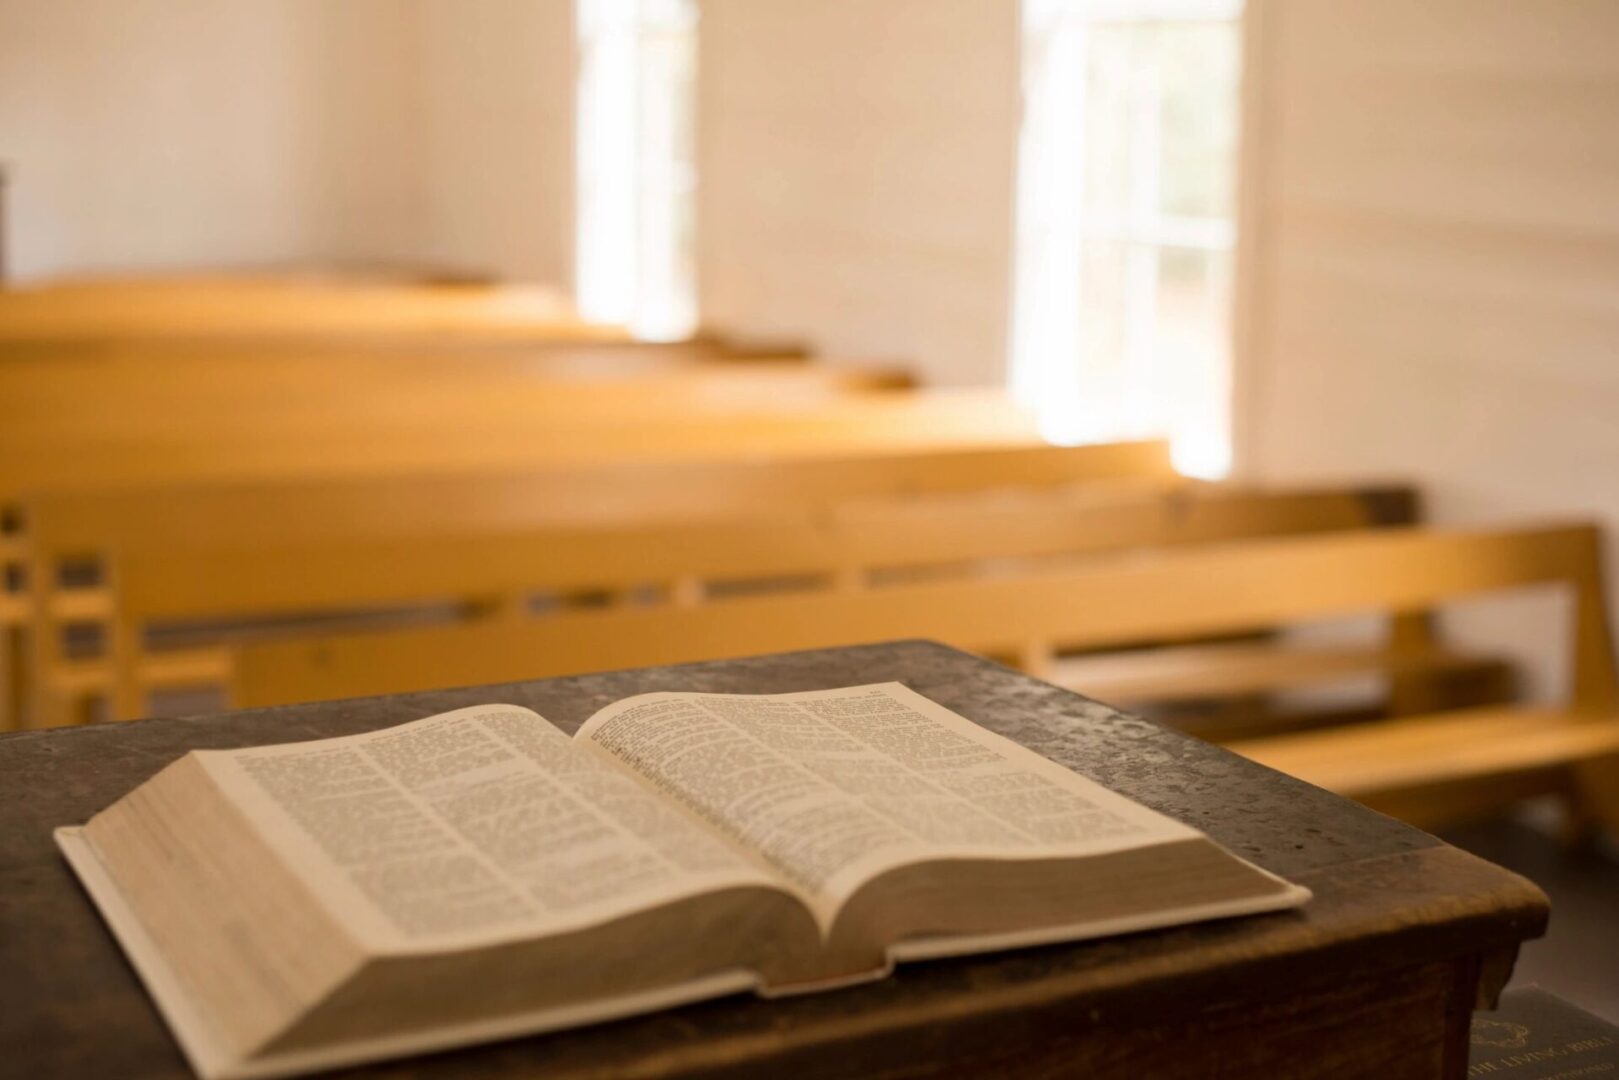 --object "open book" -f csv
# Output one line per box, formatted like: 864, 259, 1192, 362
59, 683, 1309, 1080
